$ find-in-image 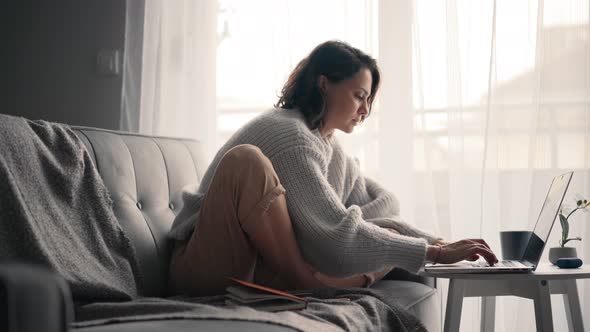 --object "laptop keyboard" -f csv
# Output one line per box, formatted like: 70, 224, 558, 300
470, 260, 522, 268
